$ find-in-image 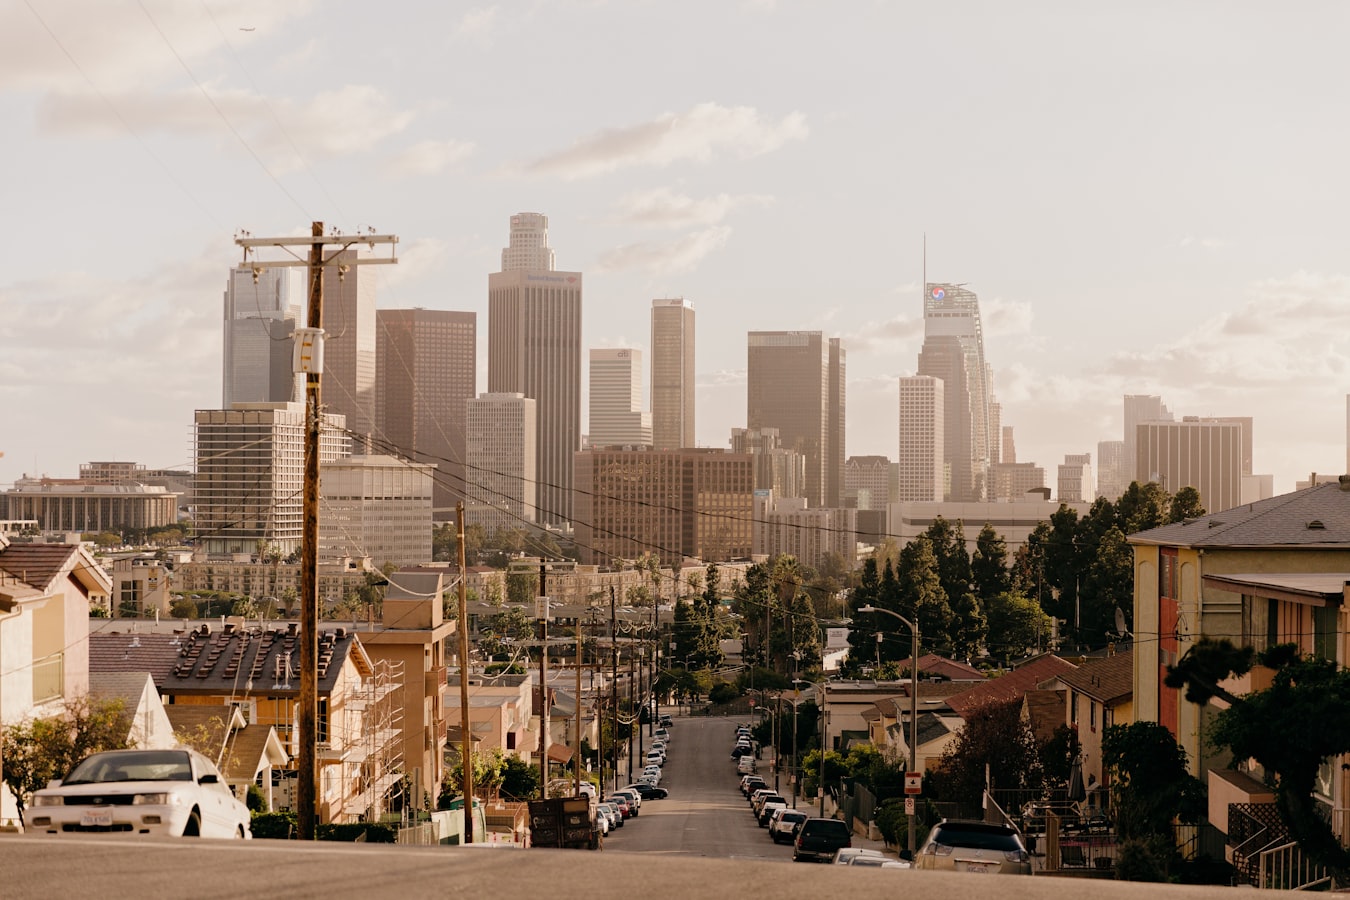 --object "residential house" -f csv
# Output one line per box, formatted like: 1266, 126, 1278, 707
445, 672, 536, 765
89, 671, 176, 750
89, 623, 396, 824
1129, 477, 1350, 874
0, 538, 111, 824
1043, 650, 1133, 794
946, 654, 1078, 722
164, 704, 288, 810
